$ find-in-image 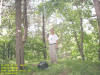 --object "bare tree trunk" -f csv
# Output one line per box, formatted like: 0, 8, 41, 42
21, 0, 28, 65
15, 0, 22, 69
93, 0, 100, 60
15, 0, 28, 69
80, 17, 85, 60
42, 2, 47, 59
42, 10, 47, 59
23, 0, 28, 43
19, 0, 28, 69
